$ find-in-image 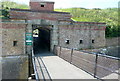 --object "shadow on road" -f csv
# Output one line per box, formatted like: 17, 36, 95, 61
34, 51, 56, 57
